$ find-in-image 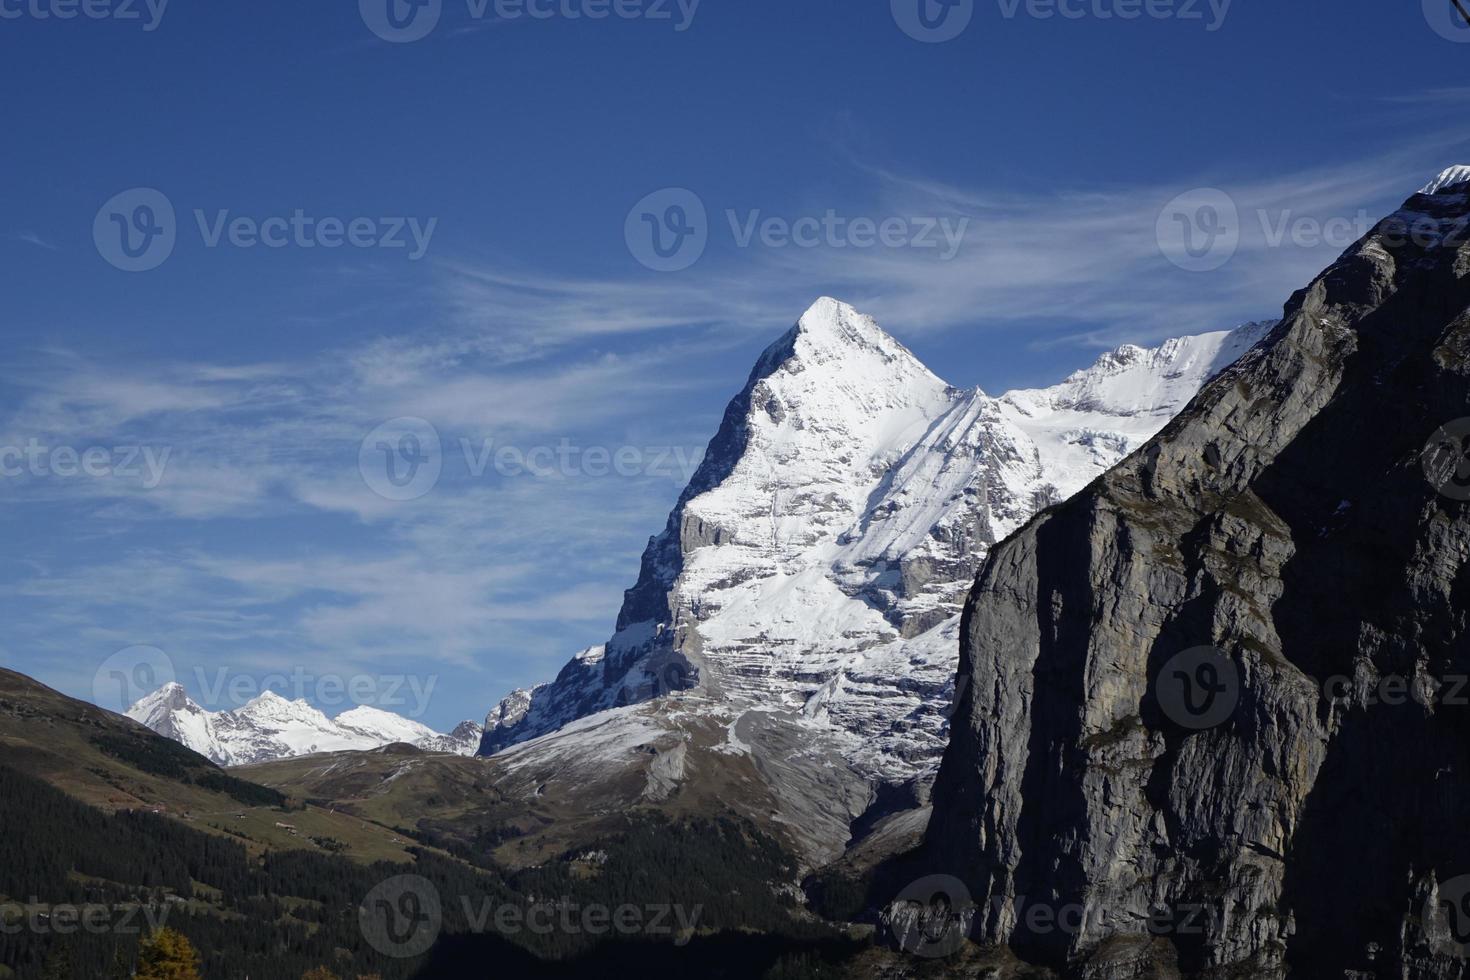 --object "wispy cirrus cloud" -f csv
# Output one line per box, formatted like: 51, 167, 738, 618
428, 115, 1470, 352
9, 230, 59, 251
